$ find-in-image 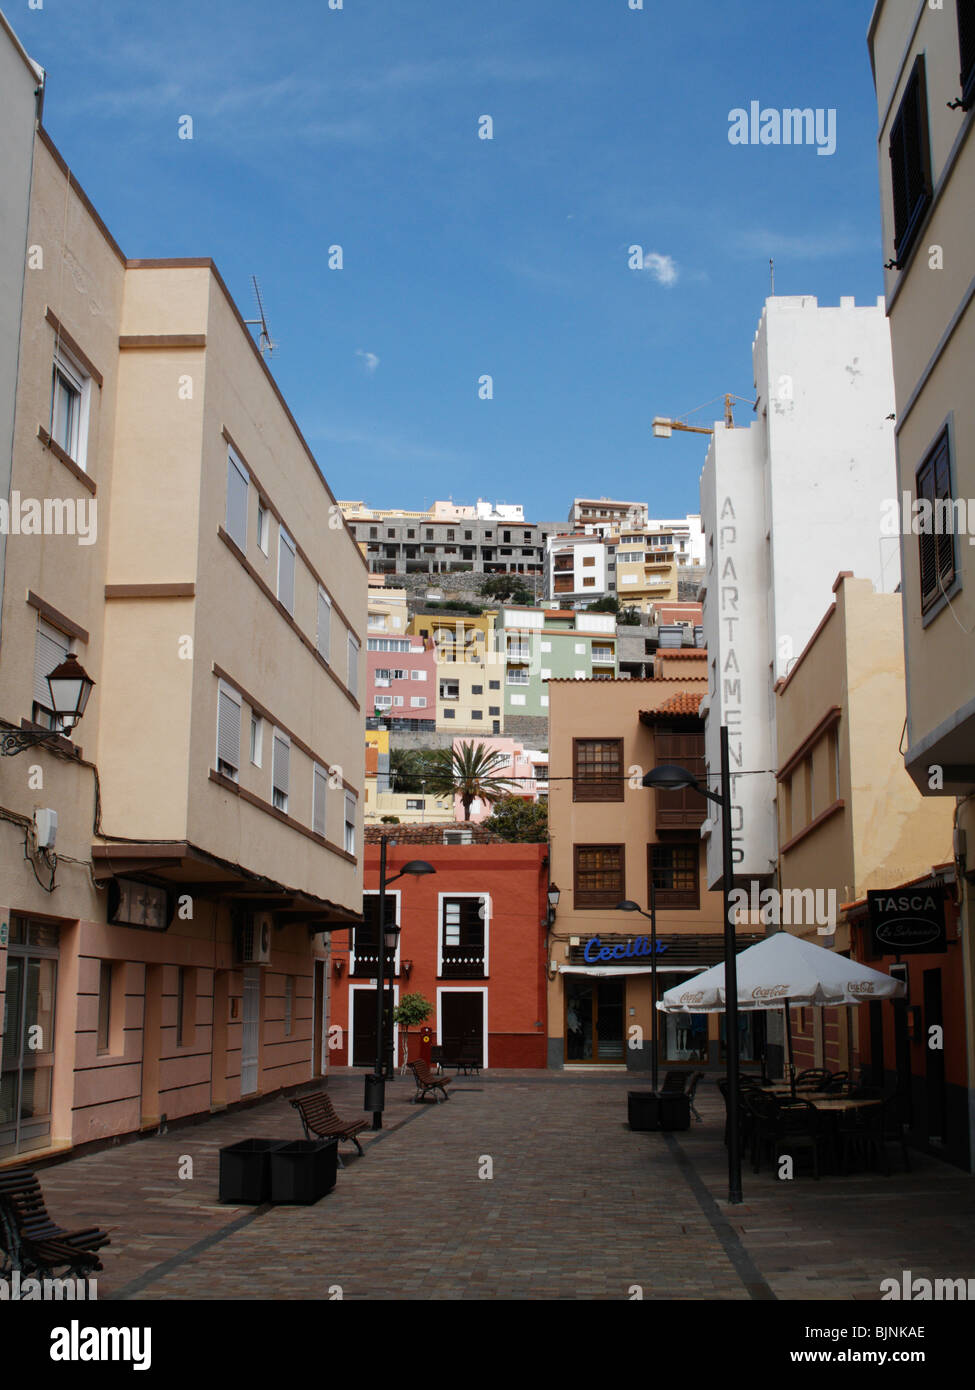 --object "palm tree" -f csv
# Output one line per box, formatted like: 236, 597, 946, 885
422, 741, 517, 821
